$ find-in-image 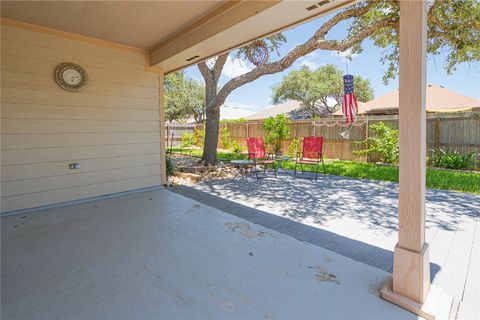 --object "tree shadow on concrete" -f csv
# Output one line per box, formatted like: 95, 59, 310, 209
190, 172, 478, 236
171, 182, 443, 280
